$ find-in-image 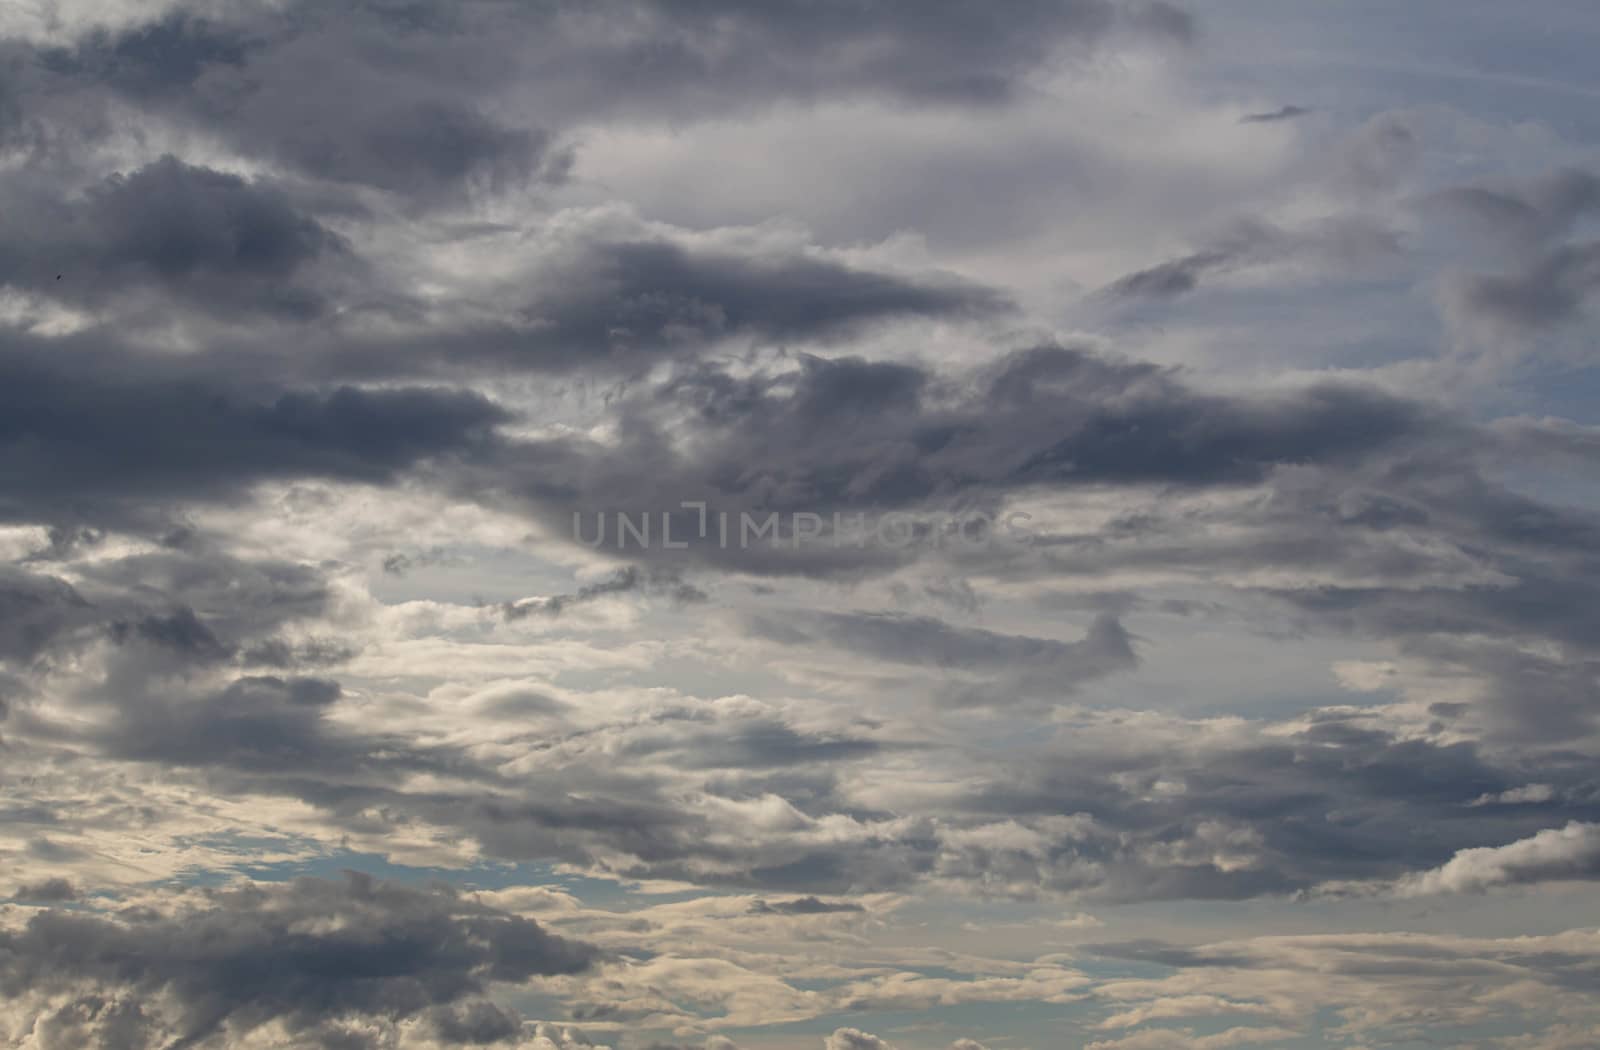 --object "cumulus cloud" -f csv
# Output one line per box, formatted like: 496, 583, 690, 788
1394, 822, 1600, 896
825, 1029, 894, 1050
